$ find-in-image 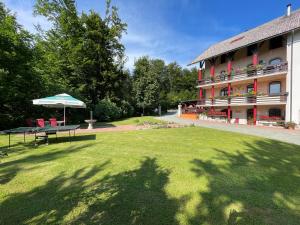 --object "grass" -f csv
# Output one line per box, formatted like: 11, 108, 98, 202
83, 116, 166, 128
0, 127, 300, 225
